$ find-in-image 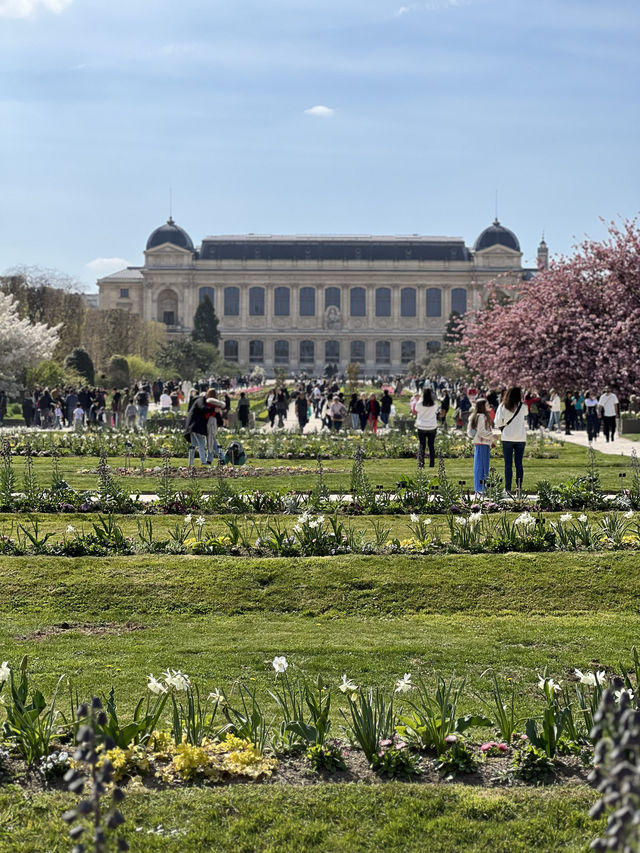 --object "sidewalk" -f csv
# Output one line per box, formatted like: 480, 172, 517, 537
551, 428, 636, 457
